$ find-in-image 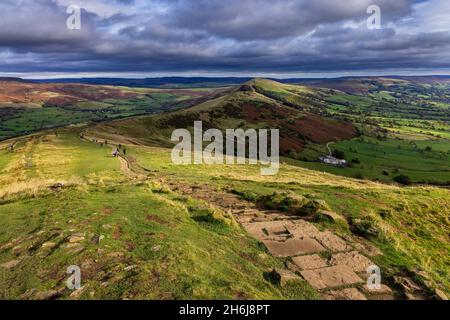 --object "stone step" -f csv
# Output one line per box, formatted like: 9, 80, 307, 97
262, 237, 326, 257
329, 251, 374, 273
300, 265, 364, 290
292, 254, 328, 270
